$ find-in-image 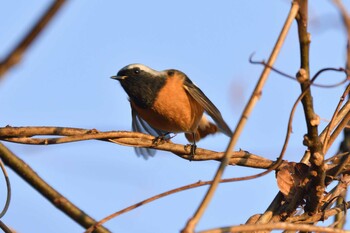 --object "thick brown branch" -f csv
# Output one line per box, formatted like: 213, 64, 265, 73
0, 143, 110, 233
0, 0, 66, 78
296, 0, 325, 214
